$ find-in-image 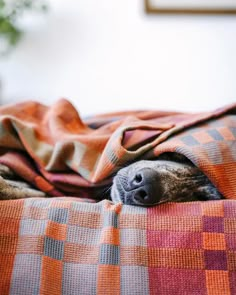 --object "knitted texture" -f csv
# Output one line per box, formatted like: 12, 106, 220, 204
0, 99, 235, 199
0, 198, 236, 294
0, 99, 236, 294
